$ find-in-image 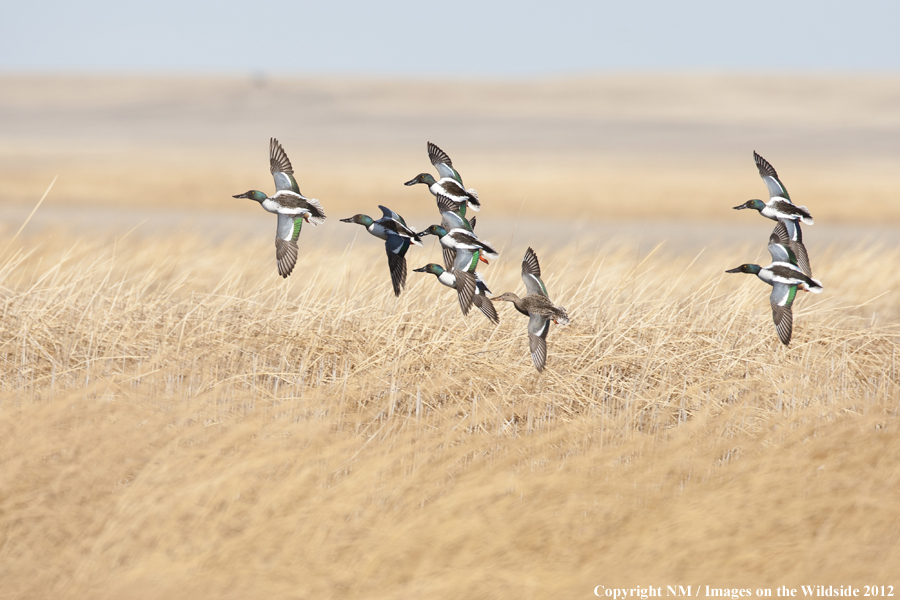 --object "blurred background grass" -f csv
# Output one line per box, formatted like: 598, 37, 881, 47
2, 74, 900, 222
